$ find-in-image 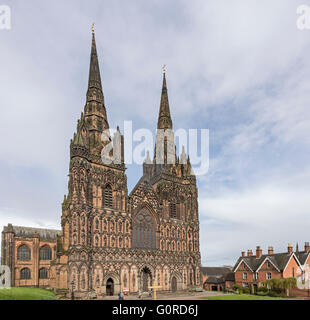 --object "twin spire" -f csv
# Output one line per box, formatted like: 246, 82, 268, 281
86, 25, 173, 131
88, 24, 103, 92
157, 68, 173, 130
